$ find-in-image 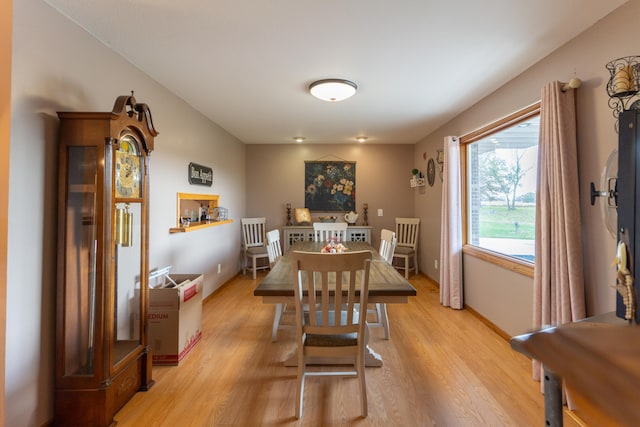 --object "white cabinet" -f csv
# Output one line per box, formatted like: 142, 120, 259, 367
283, 225, 372, 252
